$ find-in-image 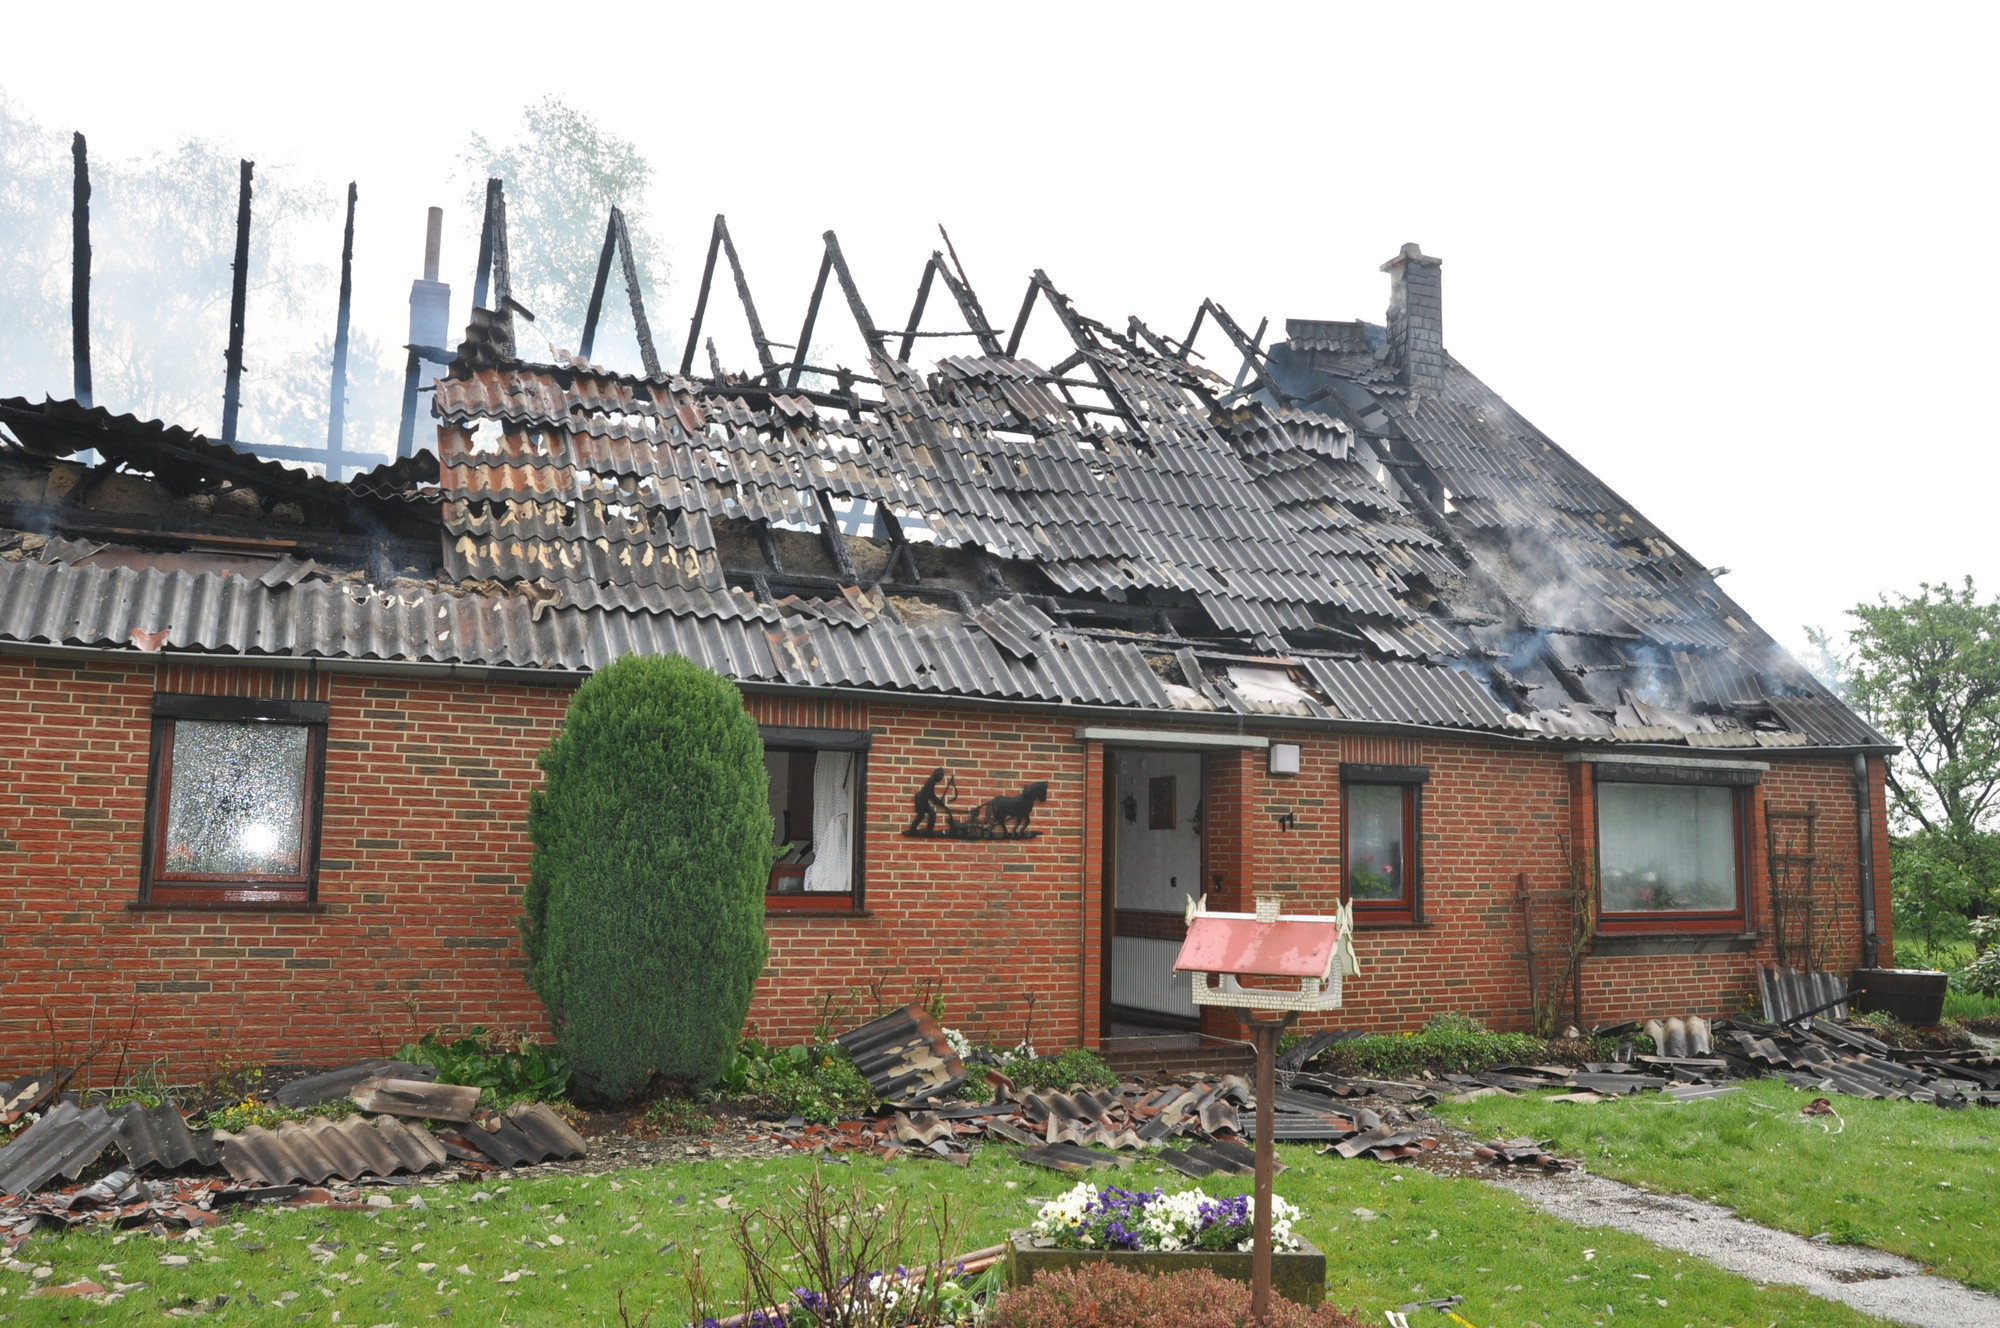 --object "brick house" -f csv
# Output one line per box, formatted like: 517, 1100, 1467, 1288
0, 238, 1893, 1075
